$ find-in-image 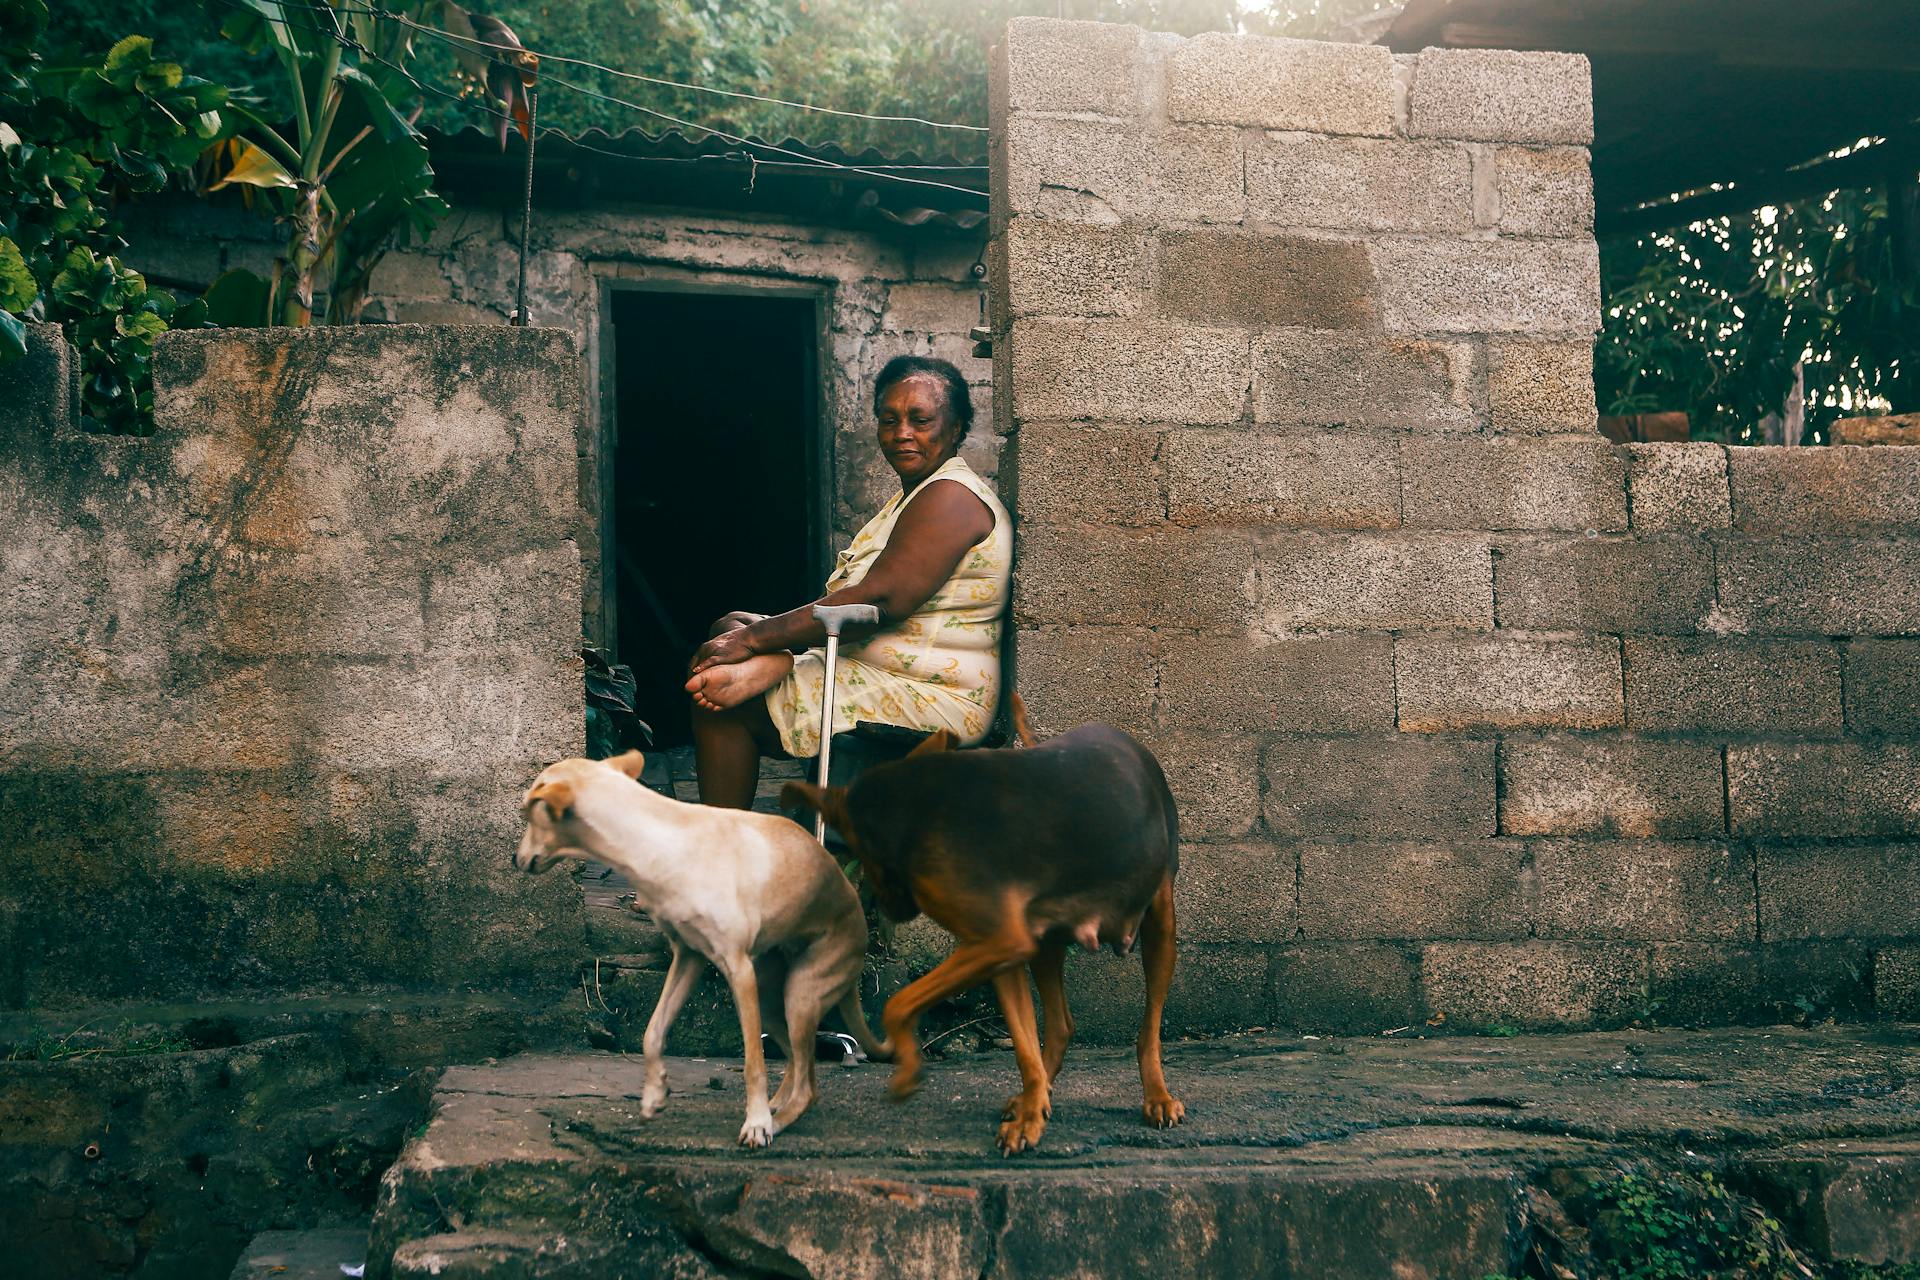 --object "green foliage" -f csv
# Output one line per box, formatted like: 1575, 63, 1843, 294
0, 236, 33, 310
1489, 1166, 1920, 1280
51, 246, 204, 428
404, 0, 799, 143
0, 0, 225, 430
1591, 1171, 1789, 1280
42, 0, 261, 110
1597, 183, 1918, 442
